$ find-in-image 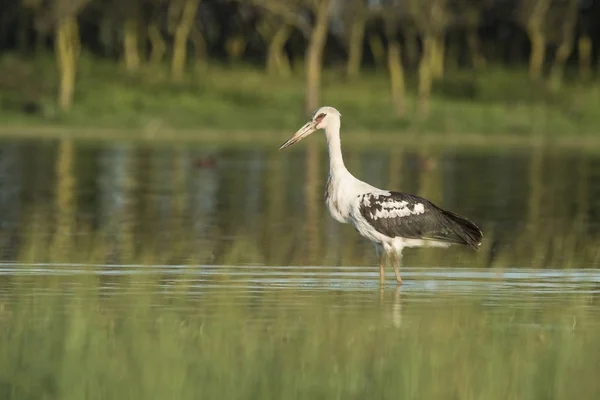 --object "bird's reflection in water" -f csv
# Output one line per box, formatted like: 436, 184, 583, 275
380, 285, 403, 328
391, 285, 402, 328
